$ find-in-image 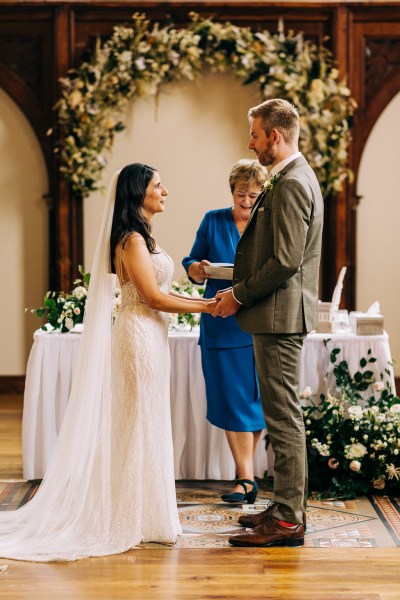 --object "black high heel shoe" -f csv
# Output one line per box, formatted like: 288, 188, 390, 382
221, 479, 258, 504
